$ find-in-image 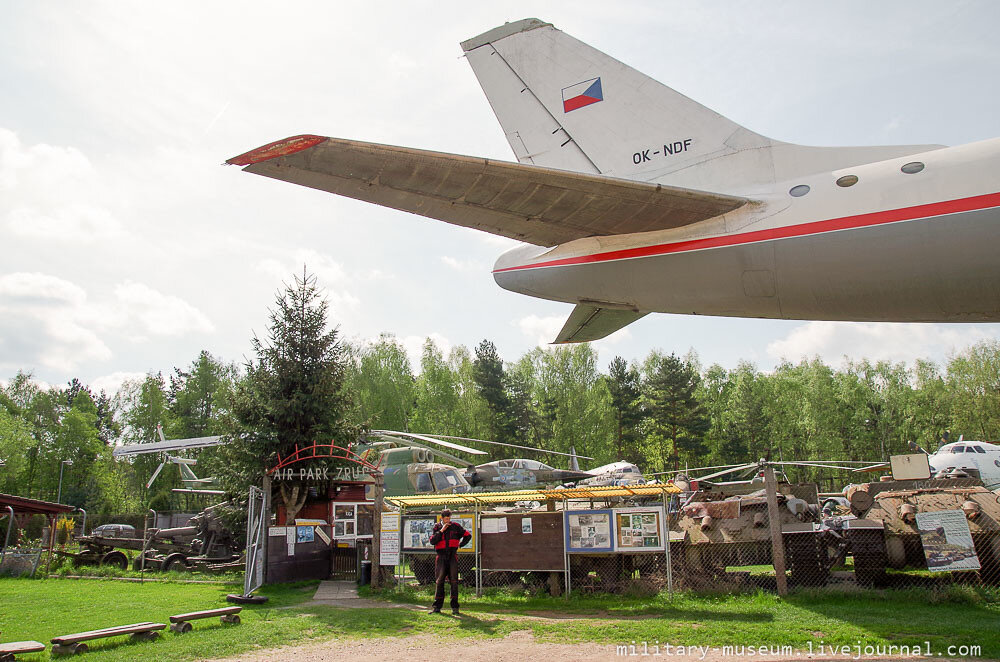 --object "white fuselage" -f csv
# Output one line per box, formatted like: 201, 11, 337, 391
494, 139, 1000, 322
928, 440, 1000, 490
580, 461, 644, 486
